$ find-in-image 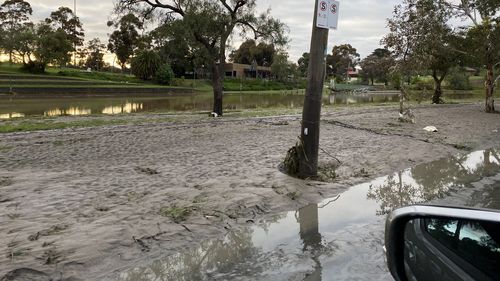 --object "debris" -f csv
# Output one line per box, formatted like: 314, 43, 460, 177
423, 126, 438, 132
